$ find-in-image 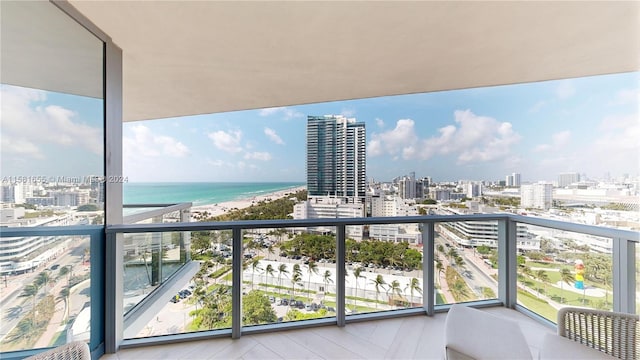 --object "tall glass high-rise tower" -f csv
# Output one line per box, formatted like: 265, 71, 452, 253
307, 115, 366, 201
